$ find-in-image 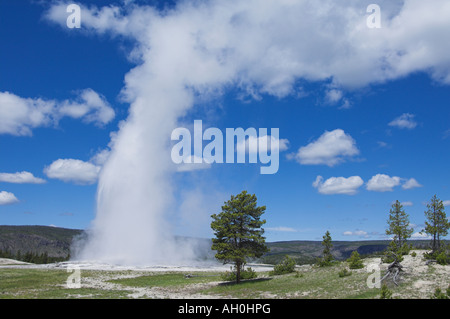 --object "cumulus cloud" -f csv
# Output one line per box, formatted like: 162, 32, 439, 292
443, 200, 450, 207
366, 174, 422, 192
0, 89, 114, 136
313, 175, 364, 195
366, 174, 401, 192
44, 159, 101, 185
402, 178, 423, 189
295, 129, 360, 166
0, 171, 46, 184
389, 113, 417, 130
0, 191, 19, 205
